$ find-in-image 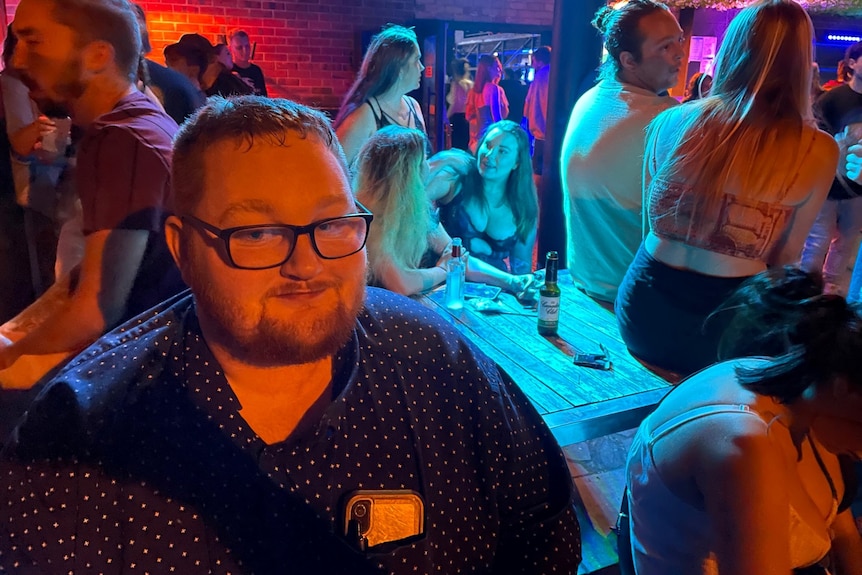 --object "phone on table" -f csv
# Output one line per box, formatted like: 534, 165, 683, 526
463, 282, 502, 300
